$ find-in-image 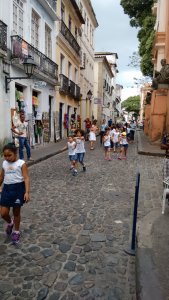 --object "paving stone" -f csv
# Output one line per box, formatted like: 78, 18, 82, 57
48, 292, 60, 300
91, 233, 106, 242
41, 249, 55, 258
43, 272, 57, 287
59, 243, 71, 253
0, 282, 13, 293
69, 274, 85, 285
72, 246, 82, 254
54, 282, 68, 291
76, 236, 90, 246
37, 287, 49, 300
64, 261, 76, 271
